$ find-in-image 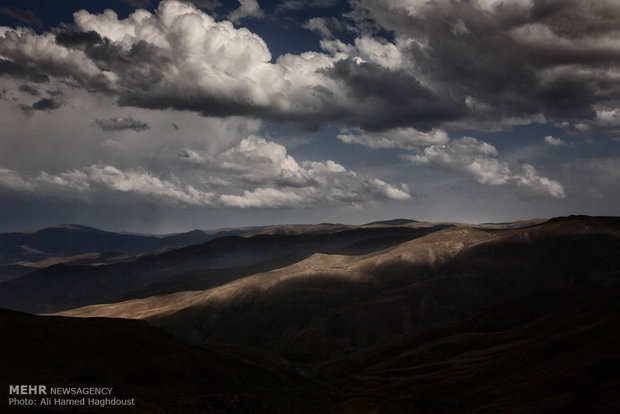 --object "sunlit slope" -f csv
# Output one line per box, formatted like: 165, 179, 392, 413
58, 216, 620, 362
0, 225, 443, 313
